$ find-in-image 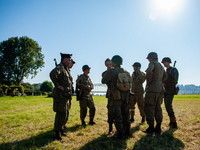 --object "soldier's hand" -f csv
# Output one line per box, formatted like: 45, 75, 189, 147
57, 85, 64, 91
87, 86, 91, 92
